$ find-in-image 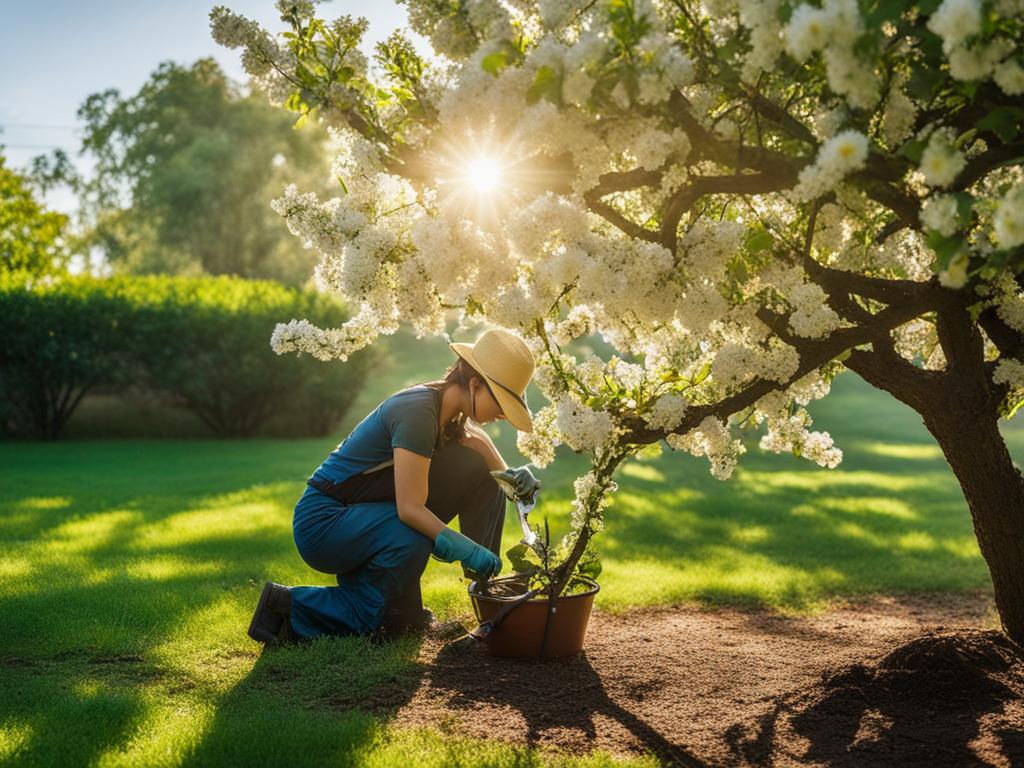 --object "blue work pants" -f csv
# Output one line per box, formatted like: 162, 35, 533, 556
289, 442, 505, 639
